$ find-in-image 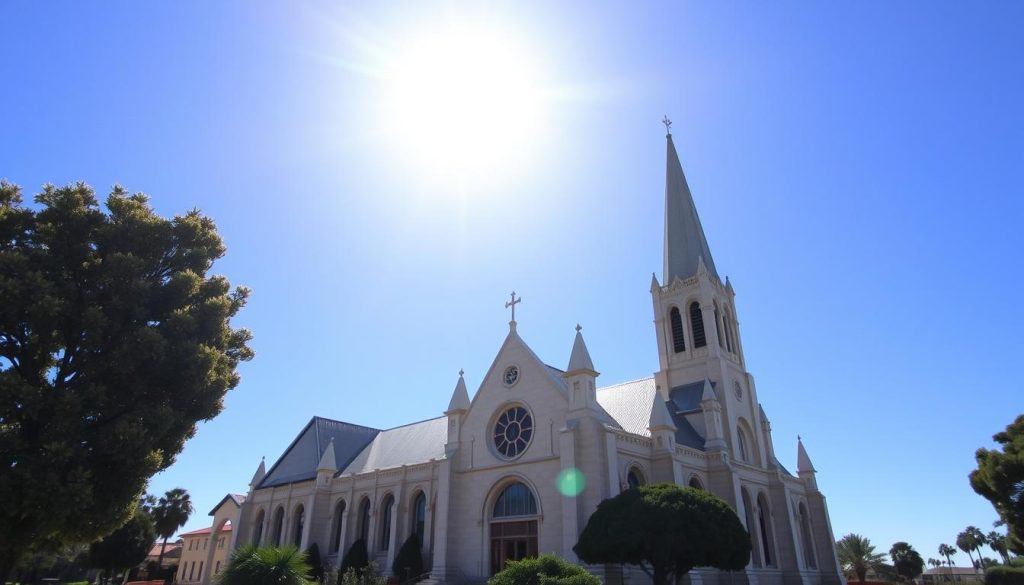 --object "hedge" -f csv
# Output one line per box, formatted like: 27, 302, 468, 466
986, 567, 1024, 585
